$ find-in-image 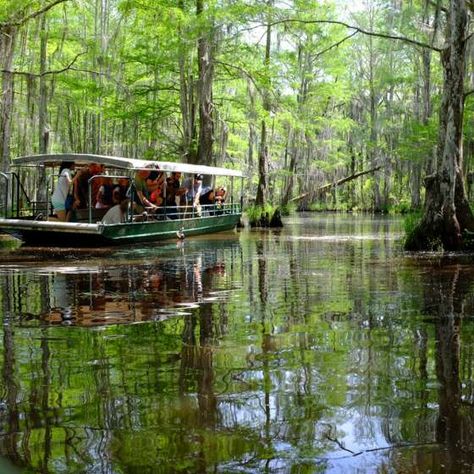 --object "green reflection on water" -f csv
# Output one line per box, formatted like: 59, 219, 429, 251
0, 215, 474, 472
